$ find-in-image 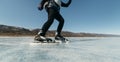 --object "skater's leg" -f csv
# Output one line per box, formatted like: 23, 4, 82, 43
39, 8, 57, 36
54, 12, 68, 41
35, 8, 56, 41
55, 12, 64, 35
